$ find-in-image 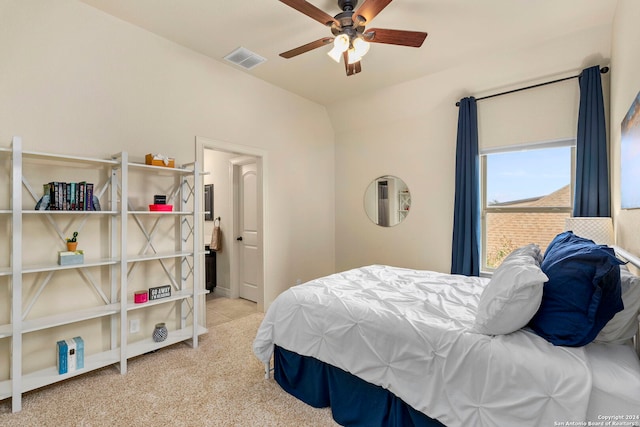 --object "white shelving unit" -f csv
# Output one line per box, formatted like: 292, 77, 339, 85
398, 189, 411, 222
0, 145, 12, 405
0, 137, 206, 412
